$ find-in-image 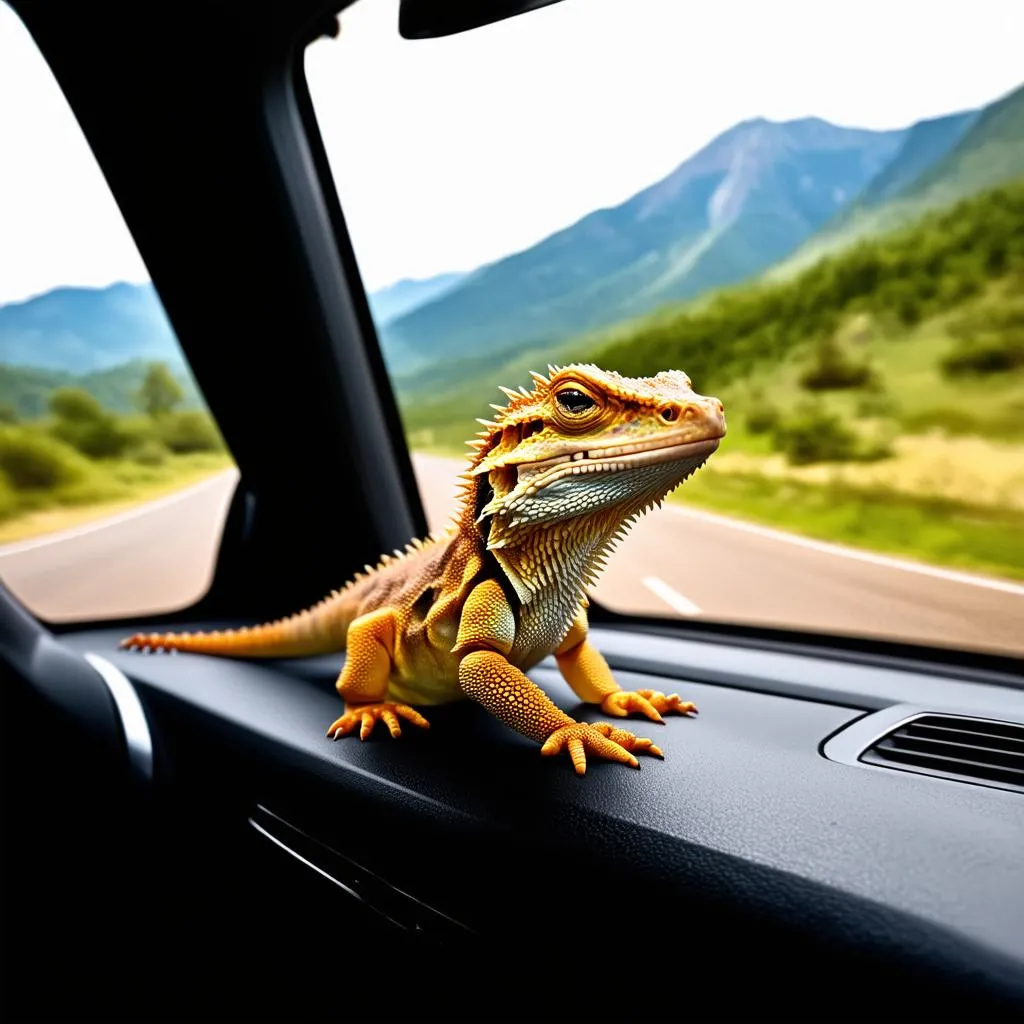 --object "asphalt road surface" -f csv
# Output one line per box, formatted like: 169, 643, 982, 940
0, 471, 240, 622
2, 456, 1021, 659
